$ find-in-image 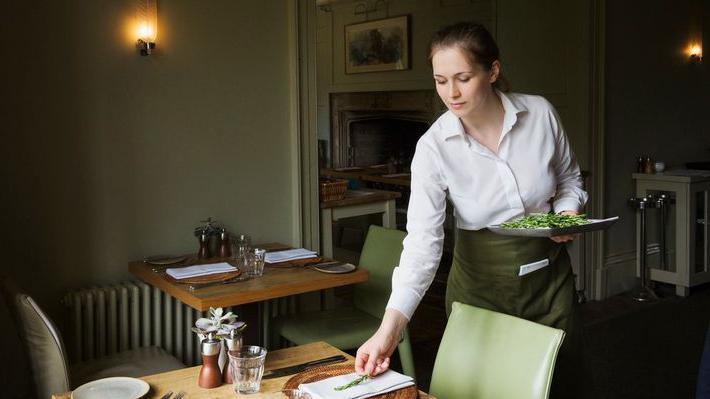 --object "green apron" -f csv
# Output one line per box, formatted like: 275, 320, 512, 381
446, 228, 575, 331
445, 228, 580, 397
